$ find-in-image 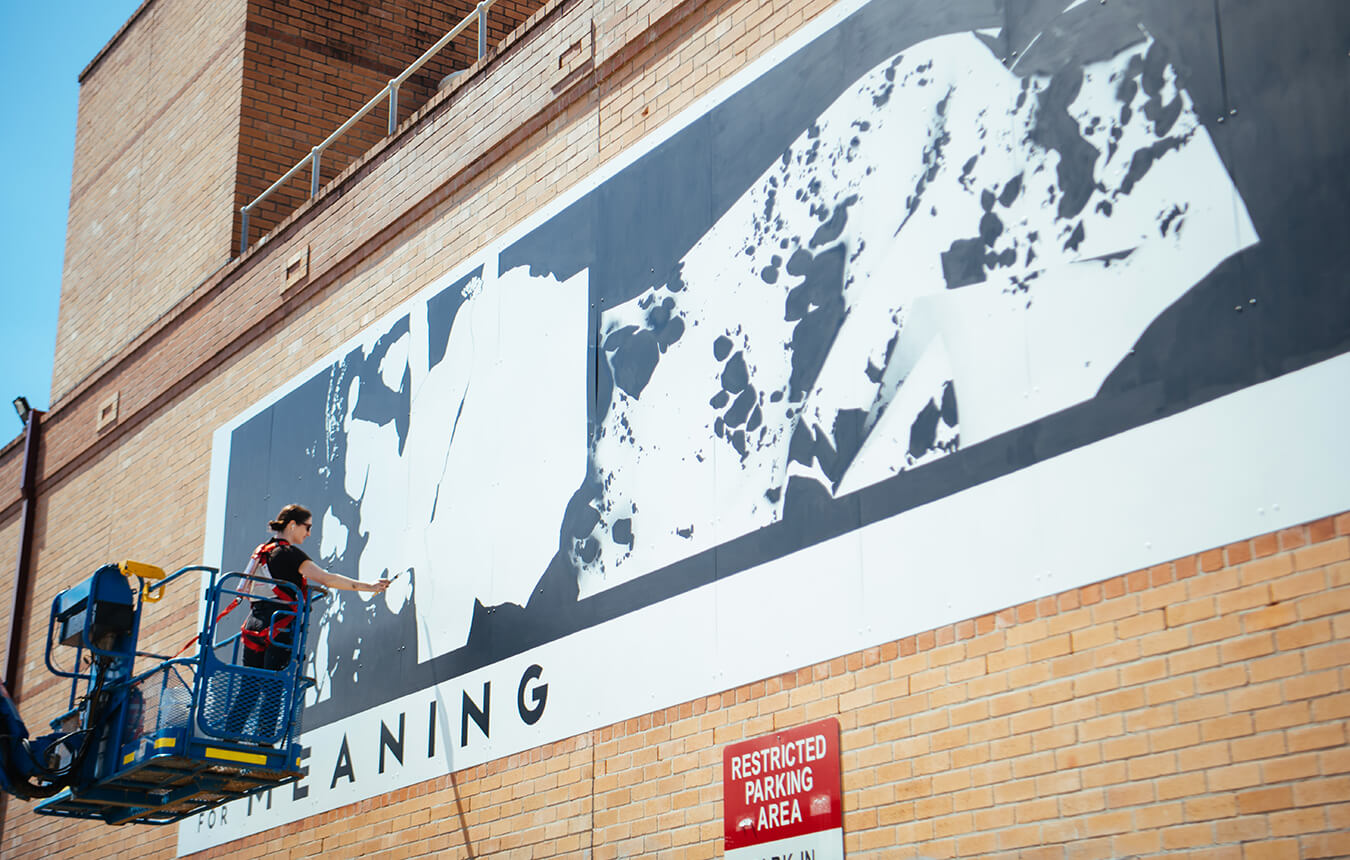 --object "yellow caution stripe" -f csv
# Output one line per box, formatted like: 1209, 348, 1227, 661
123, 751, 136, 765
154, 737, 177, 750
204, 747, 269, 765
